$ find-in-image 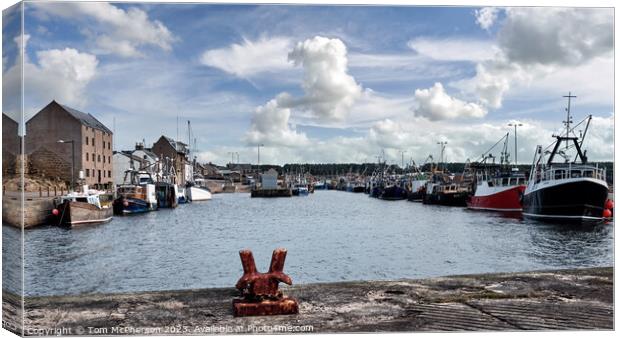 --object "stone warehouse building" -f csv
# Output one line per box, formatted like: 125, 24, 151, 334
25, 100, 113, 190
151, 135, 189, 186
